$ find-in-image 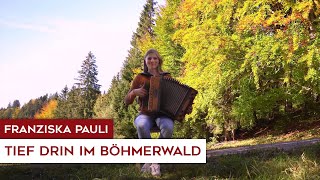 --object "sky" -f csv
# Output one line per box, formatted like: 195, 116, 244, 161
0, 0, 165, 108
